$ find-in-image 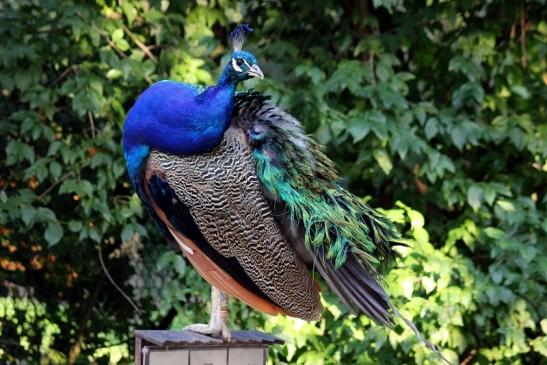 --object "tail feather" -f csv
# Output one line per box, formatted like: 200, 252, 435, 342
344, 256, 390, 300
314, 248, 393, 326
335, 265, 392, 325
389, 304, 452, 364
313, 256, 359, 315
315, 249, 452, 364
